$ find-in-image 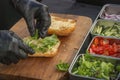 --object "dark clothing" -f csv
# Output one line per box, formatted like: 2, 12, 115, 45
0, 0, 21, 30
